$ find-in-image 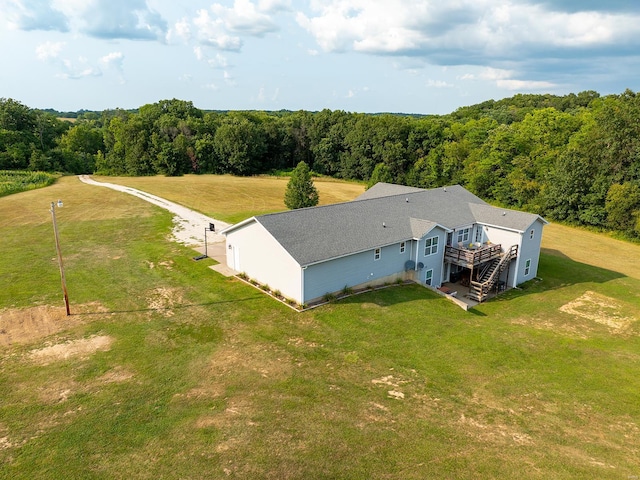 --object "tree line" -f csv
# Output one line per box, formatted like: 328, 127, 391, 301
1, 90, 639, 237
